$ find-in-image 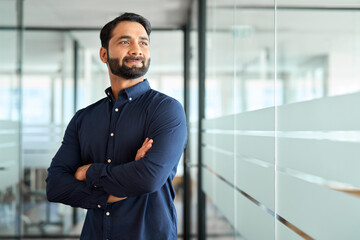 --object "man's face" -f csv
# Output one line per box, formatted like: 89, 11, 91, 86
106, 21, 150, 79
